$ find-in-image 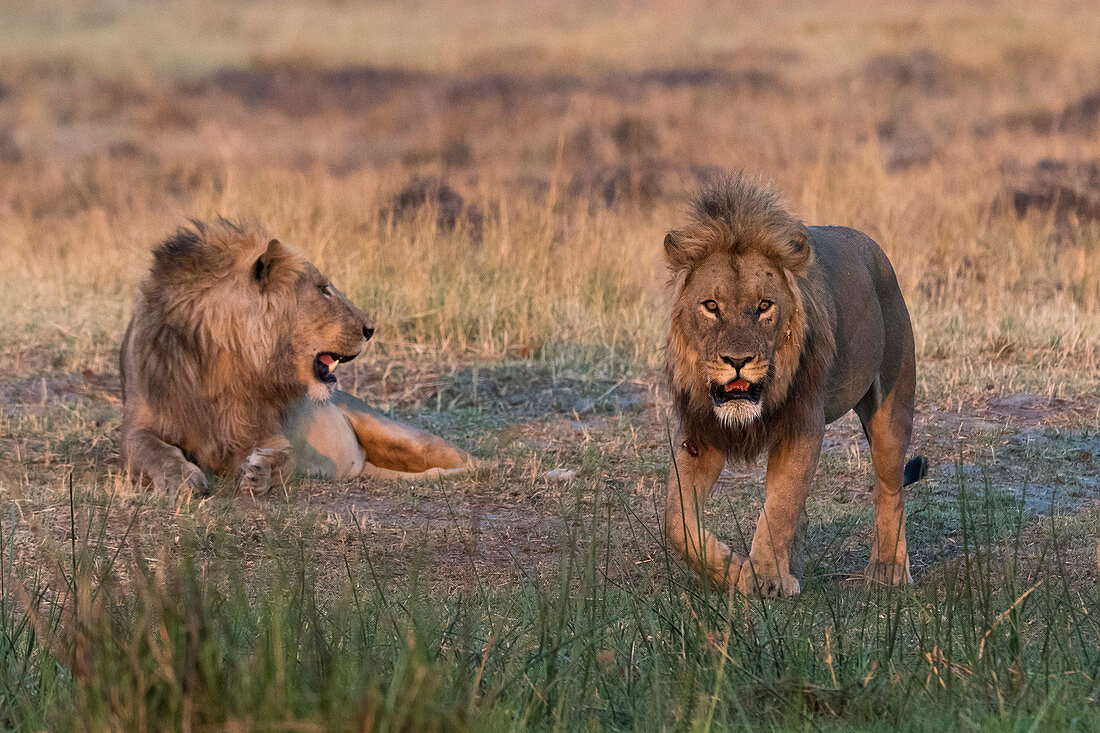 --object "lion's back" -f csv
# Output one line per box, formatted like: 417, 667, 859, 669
808, 225, 914, 421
